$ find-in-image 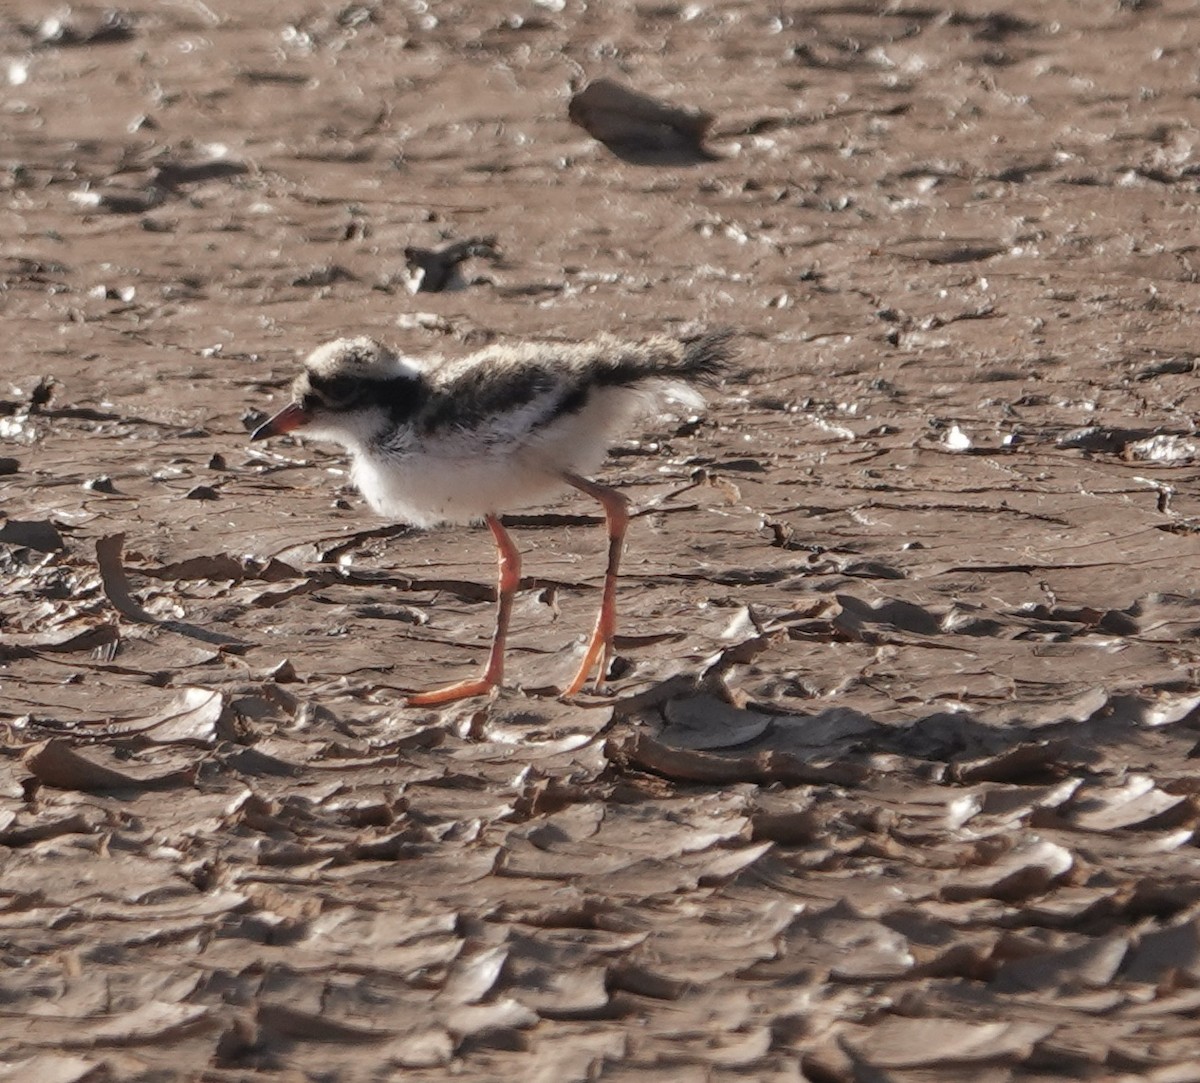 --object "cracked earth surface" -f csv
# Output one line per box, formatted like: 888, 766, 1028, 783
6, 2, 1200, 1080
